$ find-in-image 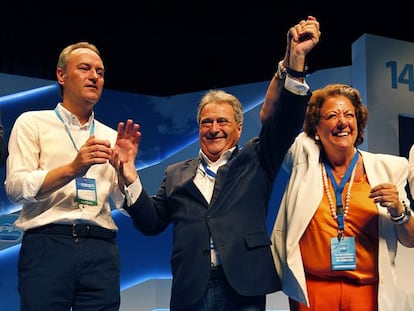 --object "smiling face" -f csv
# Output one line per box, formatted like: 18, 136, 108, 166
199, 101, 242, 162
315, 95, 358, 155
